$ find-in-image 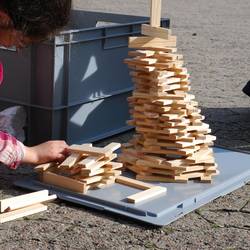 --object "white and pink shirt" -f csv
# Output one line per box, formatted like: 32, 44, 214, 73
0, 62, 24, 168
